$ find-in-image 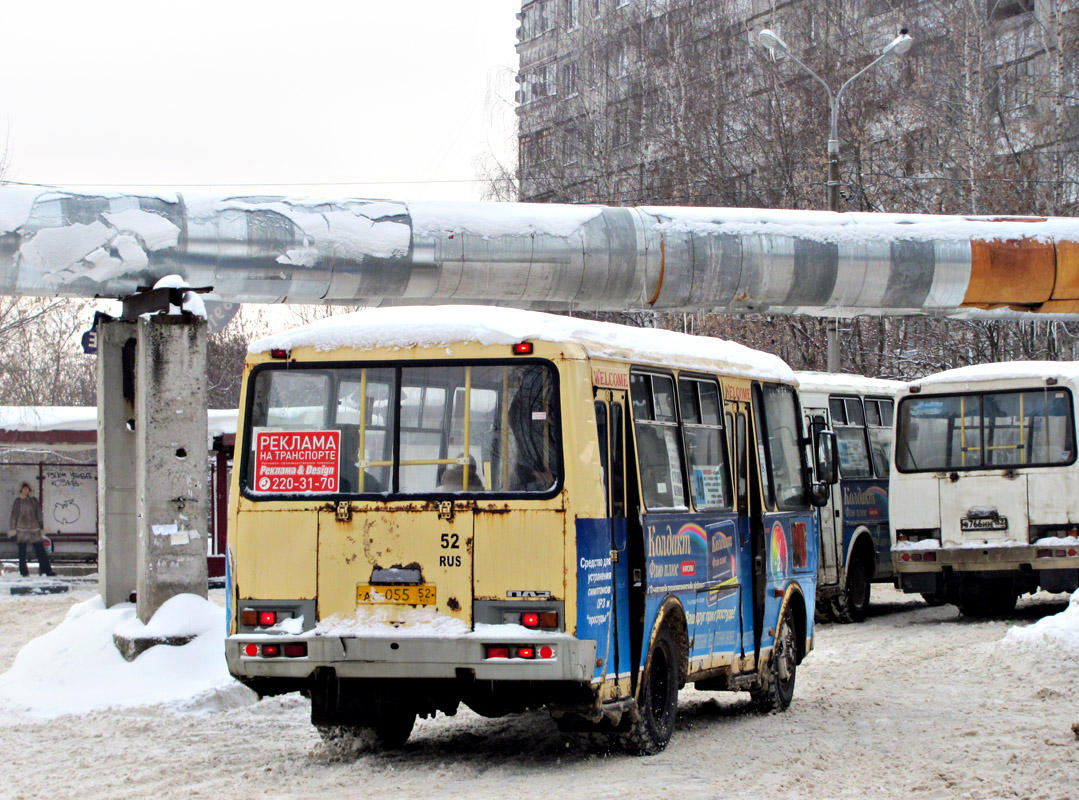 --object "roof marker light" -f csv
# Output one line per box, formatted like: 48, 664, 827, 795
512, 342, 533, 355
270, 348, 289, 360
